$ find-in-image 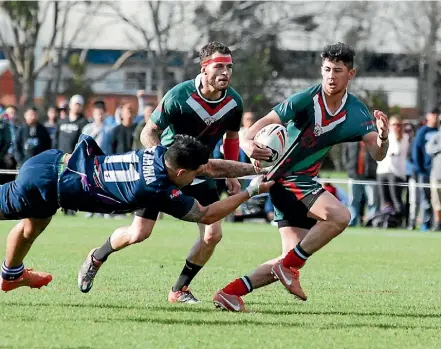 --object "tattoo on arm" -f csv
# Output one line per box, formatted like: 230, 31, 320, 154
181, 200, 209, 222
198, 159, 255, 178
140, 120, 162, 148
